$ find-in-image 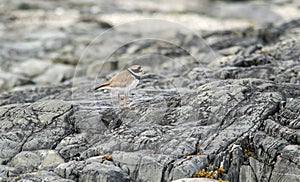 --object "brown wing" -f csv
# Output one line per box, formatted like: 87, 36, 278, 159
94, 70, 134, 90
110, 70, 134, 87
